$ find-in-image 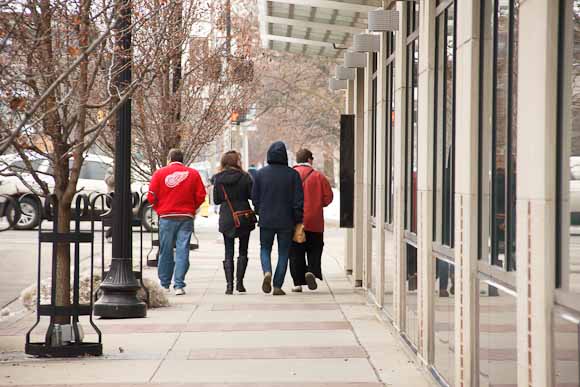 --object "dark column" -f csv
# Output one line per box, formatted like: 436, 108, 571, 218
94, 0, 146, 319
